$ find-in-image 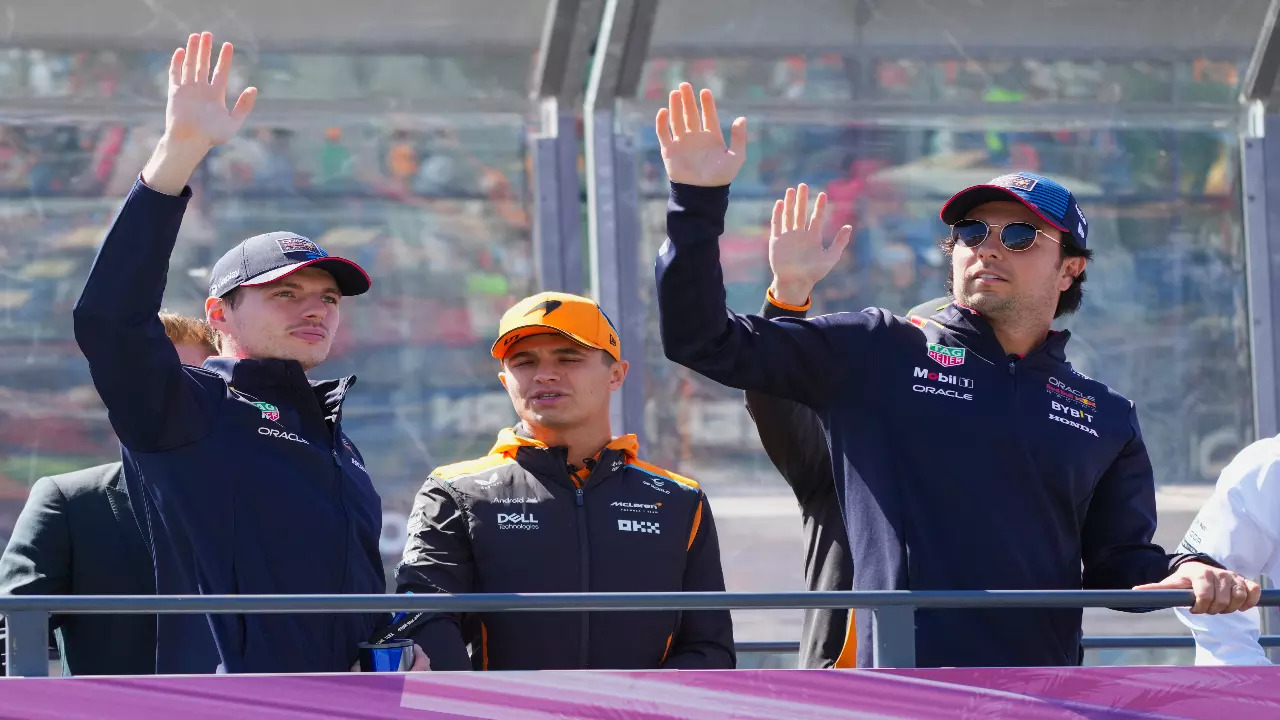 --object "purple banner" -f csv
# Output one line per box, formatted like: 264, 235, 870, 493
0, 666, 1274, 718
